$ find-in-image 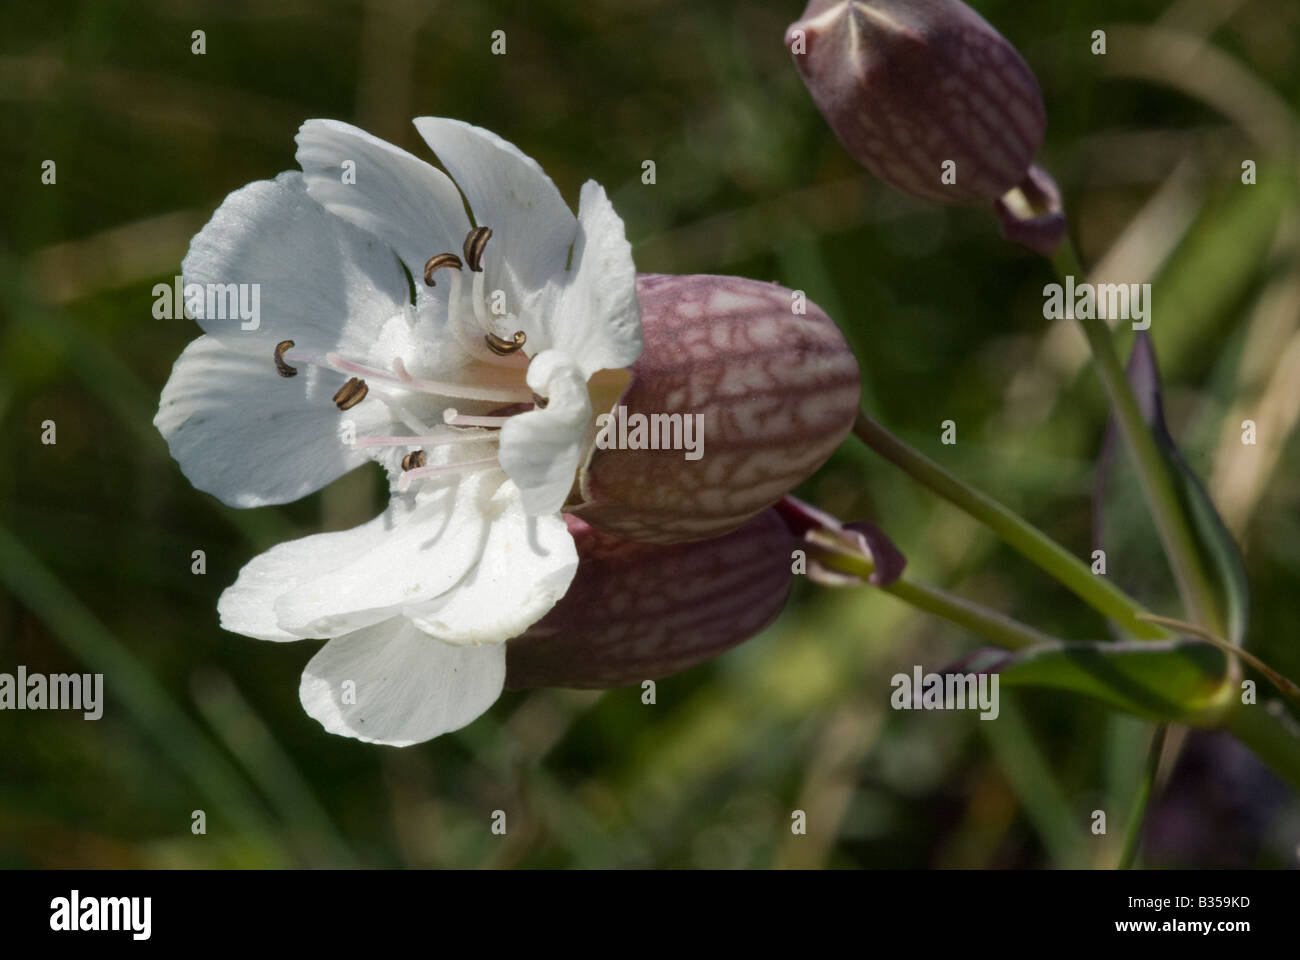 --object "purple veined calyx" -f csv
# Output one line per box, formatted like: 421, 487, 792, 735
505, 510, 799, 690
569, 273, 861, 544
785, 0, 1046, 206
592, 405, 706, 462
